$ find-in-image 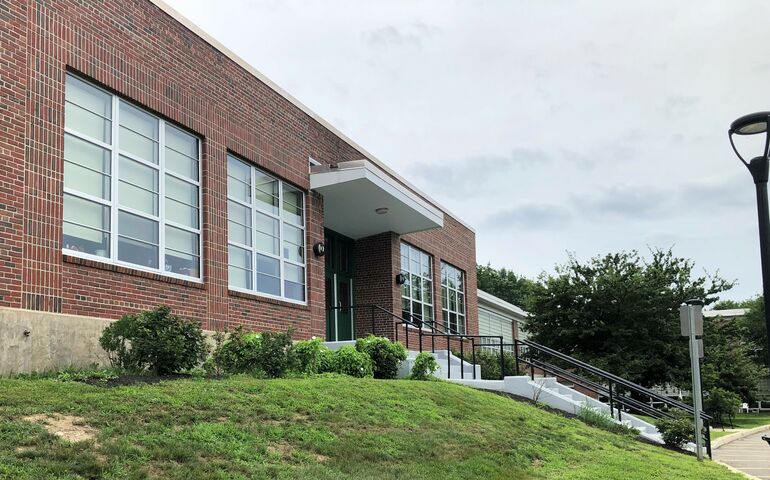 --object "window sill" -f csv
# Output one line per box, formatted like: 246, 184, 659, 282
63, 254, 205, 289
228, 288, 310, 310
